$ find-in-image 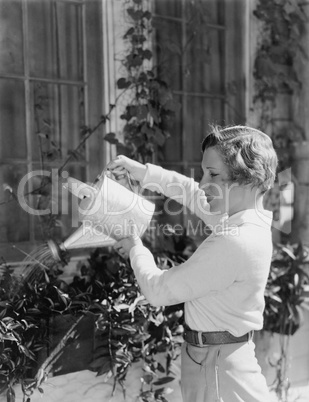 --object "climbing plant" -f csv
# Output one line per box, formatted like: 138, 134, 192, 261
253, 2, 308, 401
104, 0, 180, 164
253, 0, 307, 170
